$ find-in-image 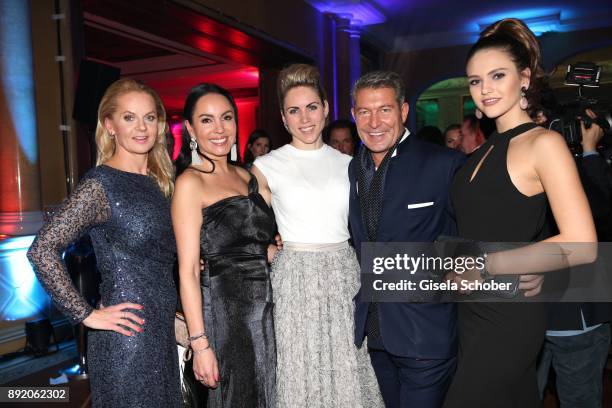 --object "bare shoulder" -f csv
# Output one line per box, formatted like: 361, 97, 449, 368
528, 127, 568, 153
174, 168, 206, 195
518, 127, 574, 174
233, 165, 251, 182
